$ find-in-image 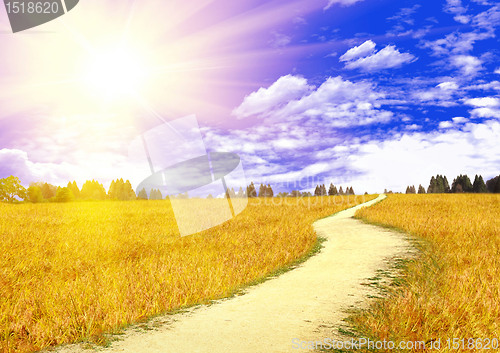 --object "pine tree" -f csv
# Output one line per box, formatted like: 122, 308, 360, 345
266, 184, 274, 197
486, 175, 500, 193
452, 174, 473, 193
443, 176, 450, 193
427, 176, 436, 193
246, 182, 257, 198
328, 183, 335, 196
258, 184, 266, 197
472, 175, 487, 193
339, 186, 344, 195
436, 176, 444, 193
418, 184, 426, 194
67, 181, 80, 199
406, 186, 411, 194
81, 180, 107, 200
321, 184, 327, 196
314, 185, 320, 196
137, 188, 148, 200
